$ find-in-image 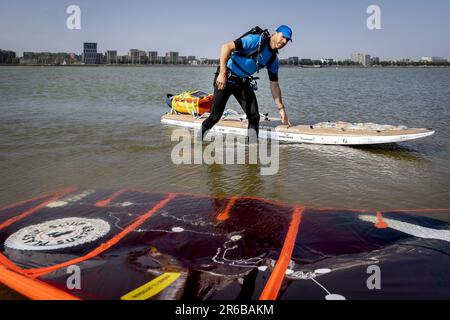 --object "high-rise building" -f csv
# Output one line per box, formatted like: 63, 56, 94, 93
22, 52, 35, 64
118, 55, 128, 64
165, 52, 179, 64
139, 51, 147, 64
129, 49, 147, 64
129, 49, 139, 64
351, 53, 363, 65
0, 50, 16, 64
96, 53, 105, 64
82, 43, 98, 64
157, 56, 166, 64
105, 50, 117, 64
351, 53, 371, 66
148, 51, 158, 64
